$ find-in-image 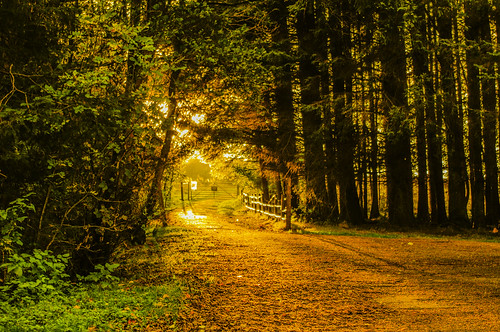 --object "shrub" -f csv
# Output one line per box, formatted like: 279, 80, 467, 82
0, 249, 70, 301
217, 198, 243, 216
77, 262, 120, 289
0, 282, 184, 331
0, 195, 35, 261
